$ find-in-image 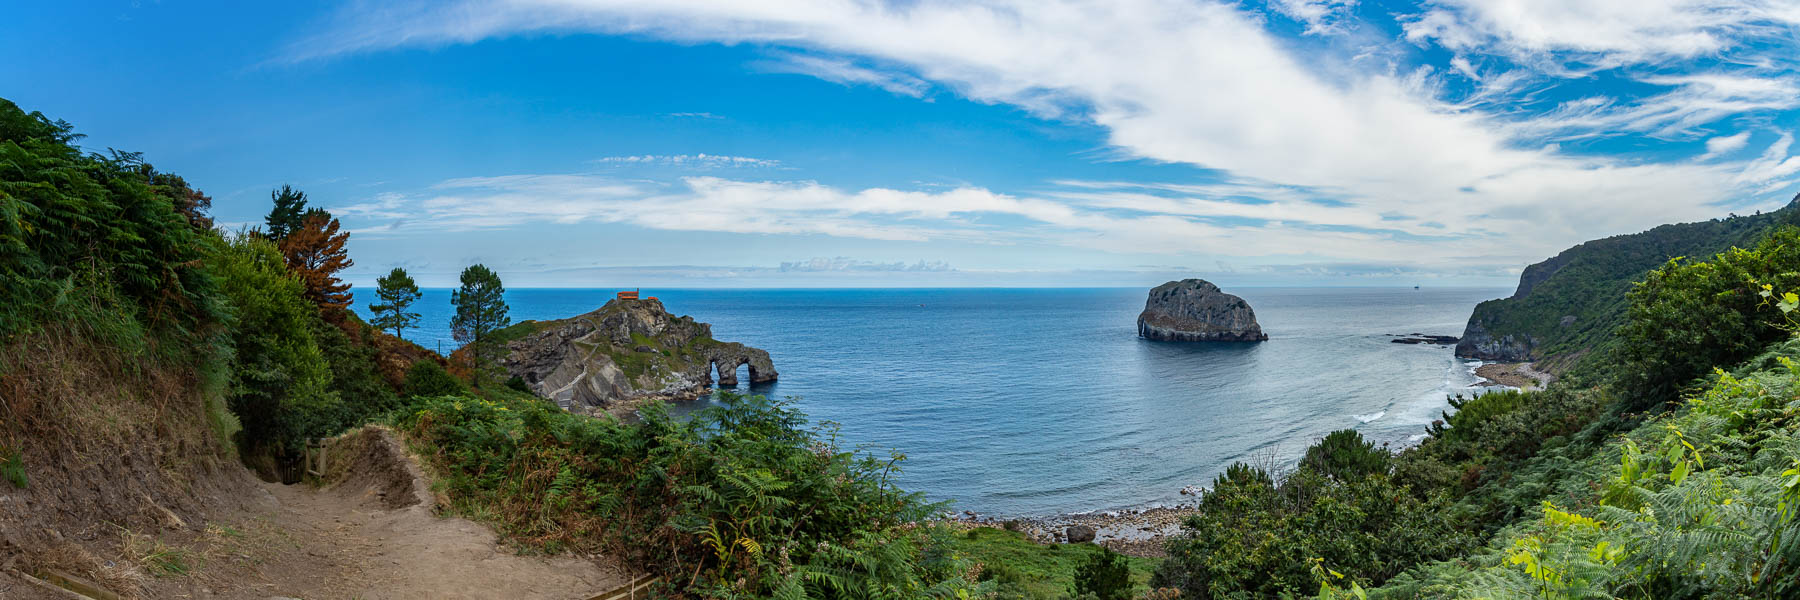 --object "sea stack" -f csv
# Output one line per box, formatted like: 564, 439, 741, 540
1137, 279, 1269, 342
